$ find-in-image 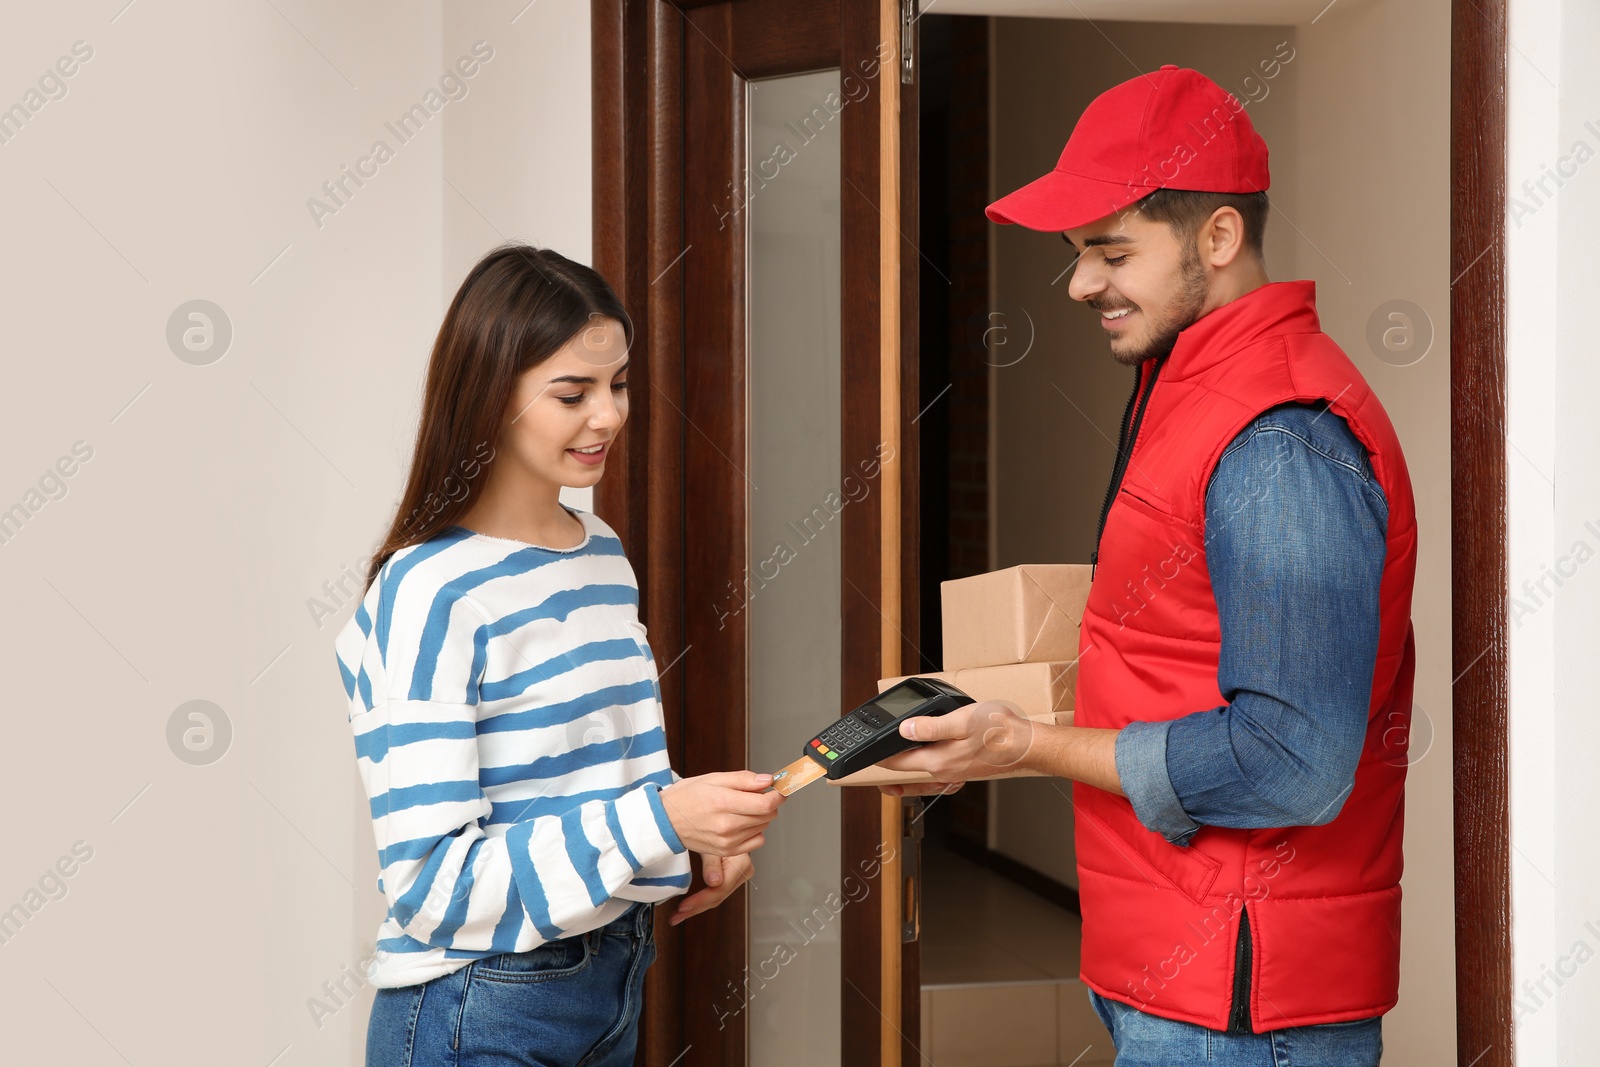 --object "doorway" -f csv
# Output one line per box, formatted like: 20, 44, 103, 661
911, 6, 1461, 1063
